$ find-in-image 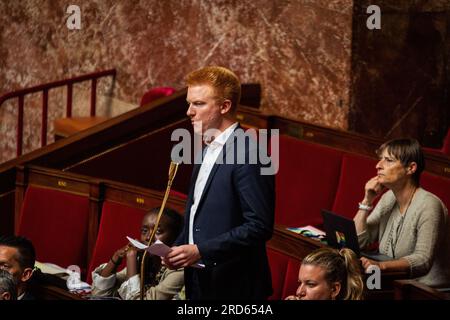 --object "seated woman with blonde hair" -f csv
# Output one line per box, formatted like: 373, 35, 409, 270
286, 247, 364, 300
